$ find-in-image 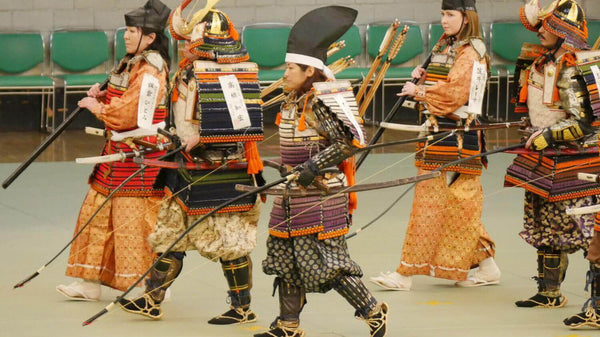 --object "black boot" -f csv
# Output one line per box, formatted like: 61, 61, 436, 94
253, 278, 306, 337
516, 248, 568, 308
333, 275, 387, 337
209, 256, 257, 325
119, 252, 184, 319
564, 263, 600, 328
